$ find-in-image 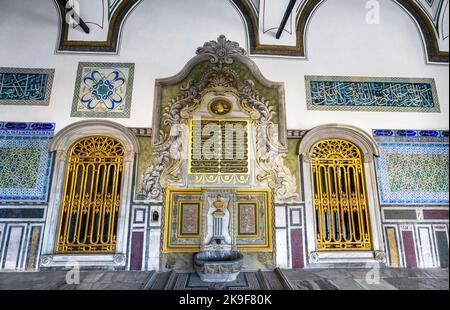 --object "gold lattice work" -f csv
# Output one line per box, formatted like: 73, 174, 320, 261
56, 136, 124, 253
311, 139, 372, 251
